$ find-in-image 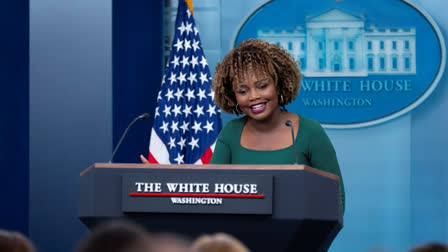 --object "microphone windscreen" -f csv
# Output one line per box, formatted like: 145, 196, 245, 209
137, 113, 150, 120
285, 120, 292, 127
